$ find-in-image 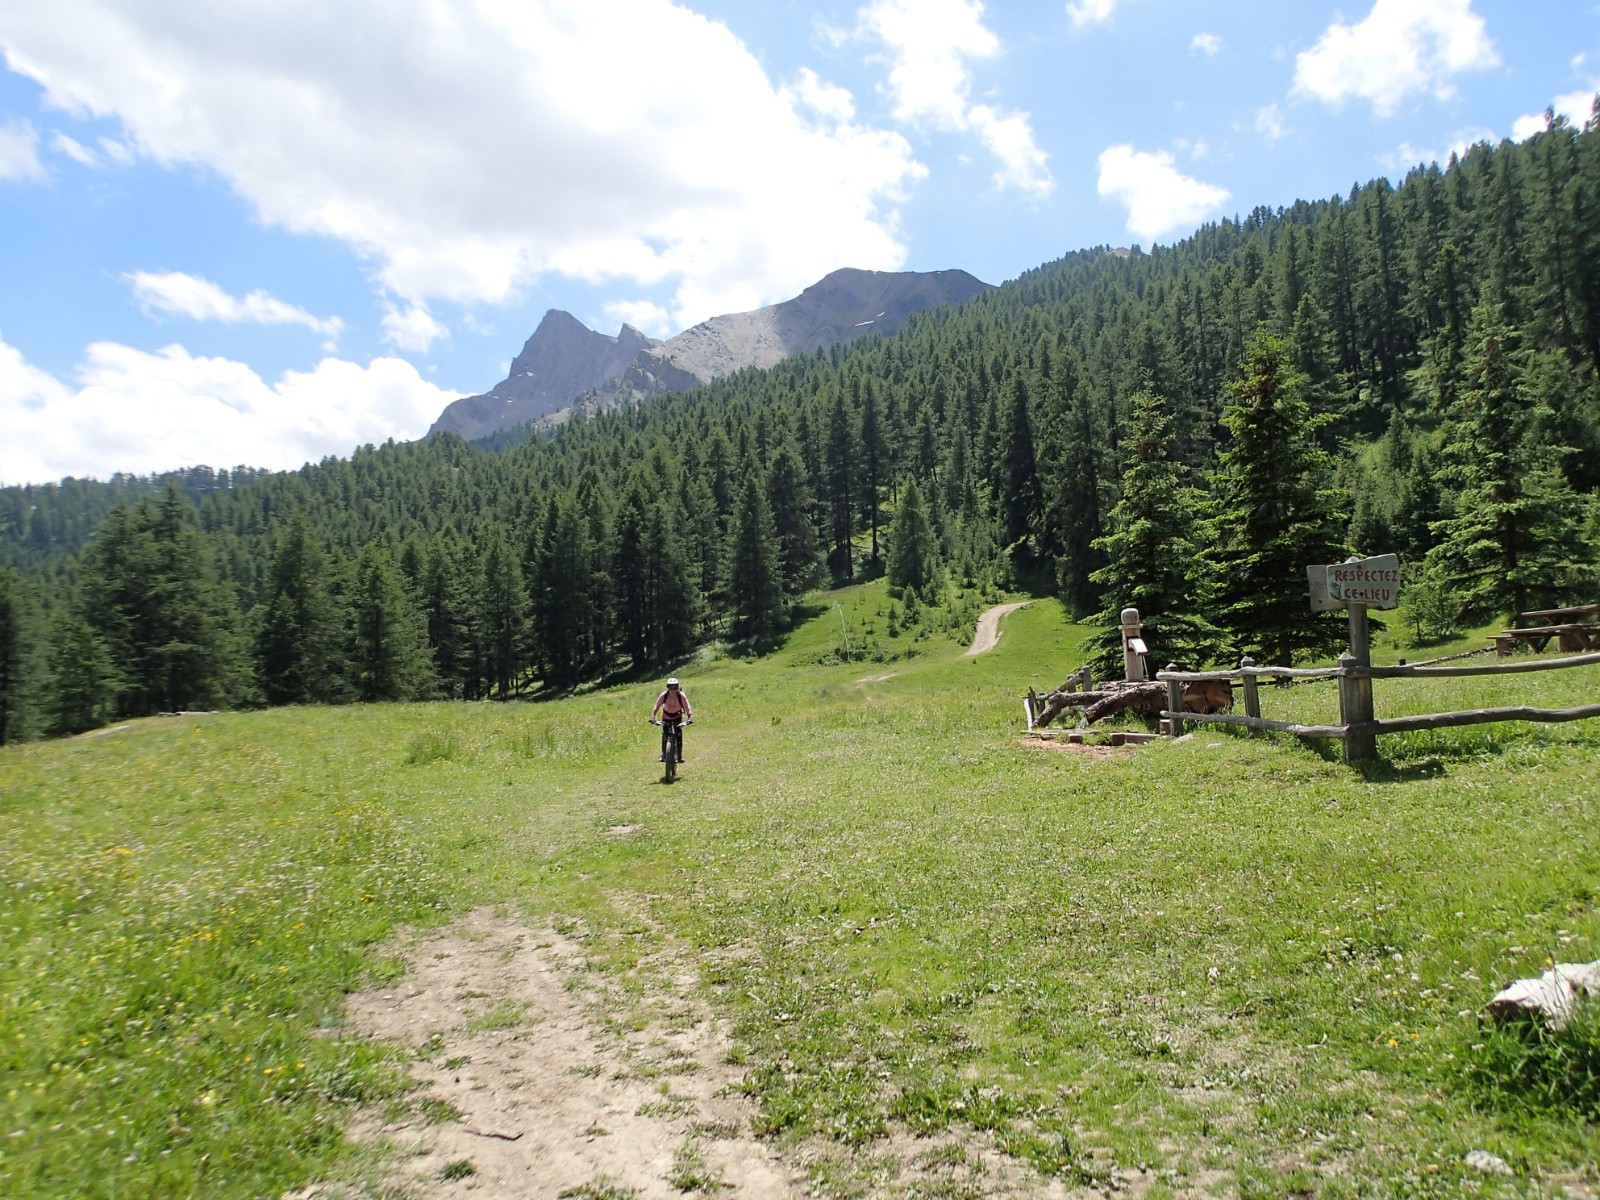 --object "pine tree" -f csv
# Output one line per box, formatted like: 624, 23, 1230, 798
825, 388, 856, 579
0, 567, 46, 744
351, 542, 432, 702
611, 480, 655, 669
858, 380, 889, 565
536, 494, 594, 689
421, 531, 475, 699
1423, 305, 1595, 621
766, 436, 822, 597
1086, 390, 1219, 676
997, 374, 1040, 549
644, 498, 699, 667
726, 465, 784, 639
48, 608, 118, 735
477, 525, 529, 699
80, 488, 246, 715
257, 511, 348, 705
886, 476, 937, 596
1211, 332, 1350, 665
